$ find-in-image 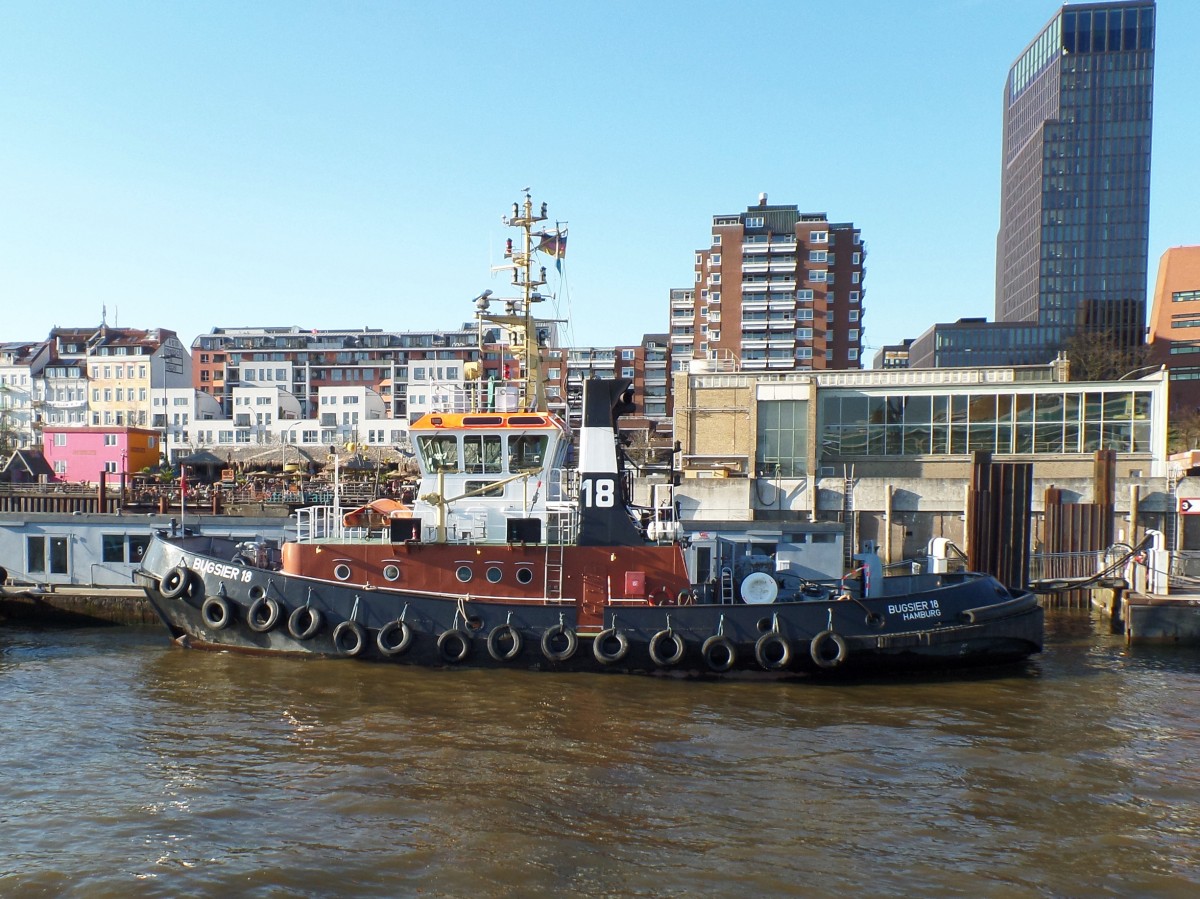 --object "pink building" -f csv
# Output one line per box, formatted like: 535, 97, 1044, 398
42, 427, 161, 484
